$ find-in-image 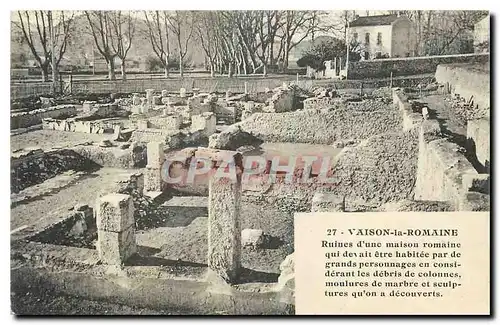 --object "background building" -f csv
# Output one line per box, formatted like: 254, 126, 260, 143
348, 13, 415, 60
